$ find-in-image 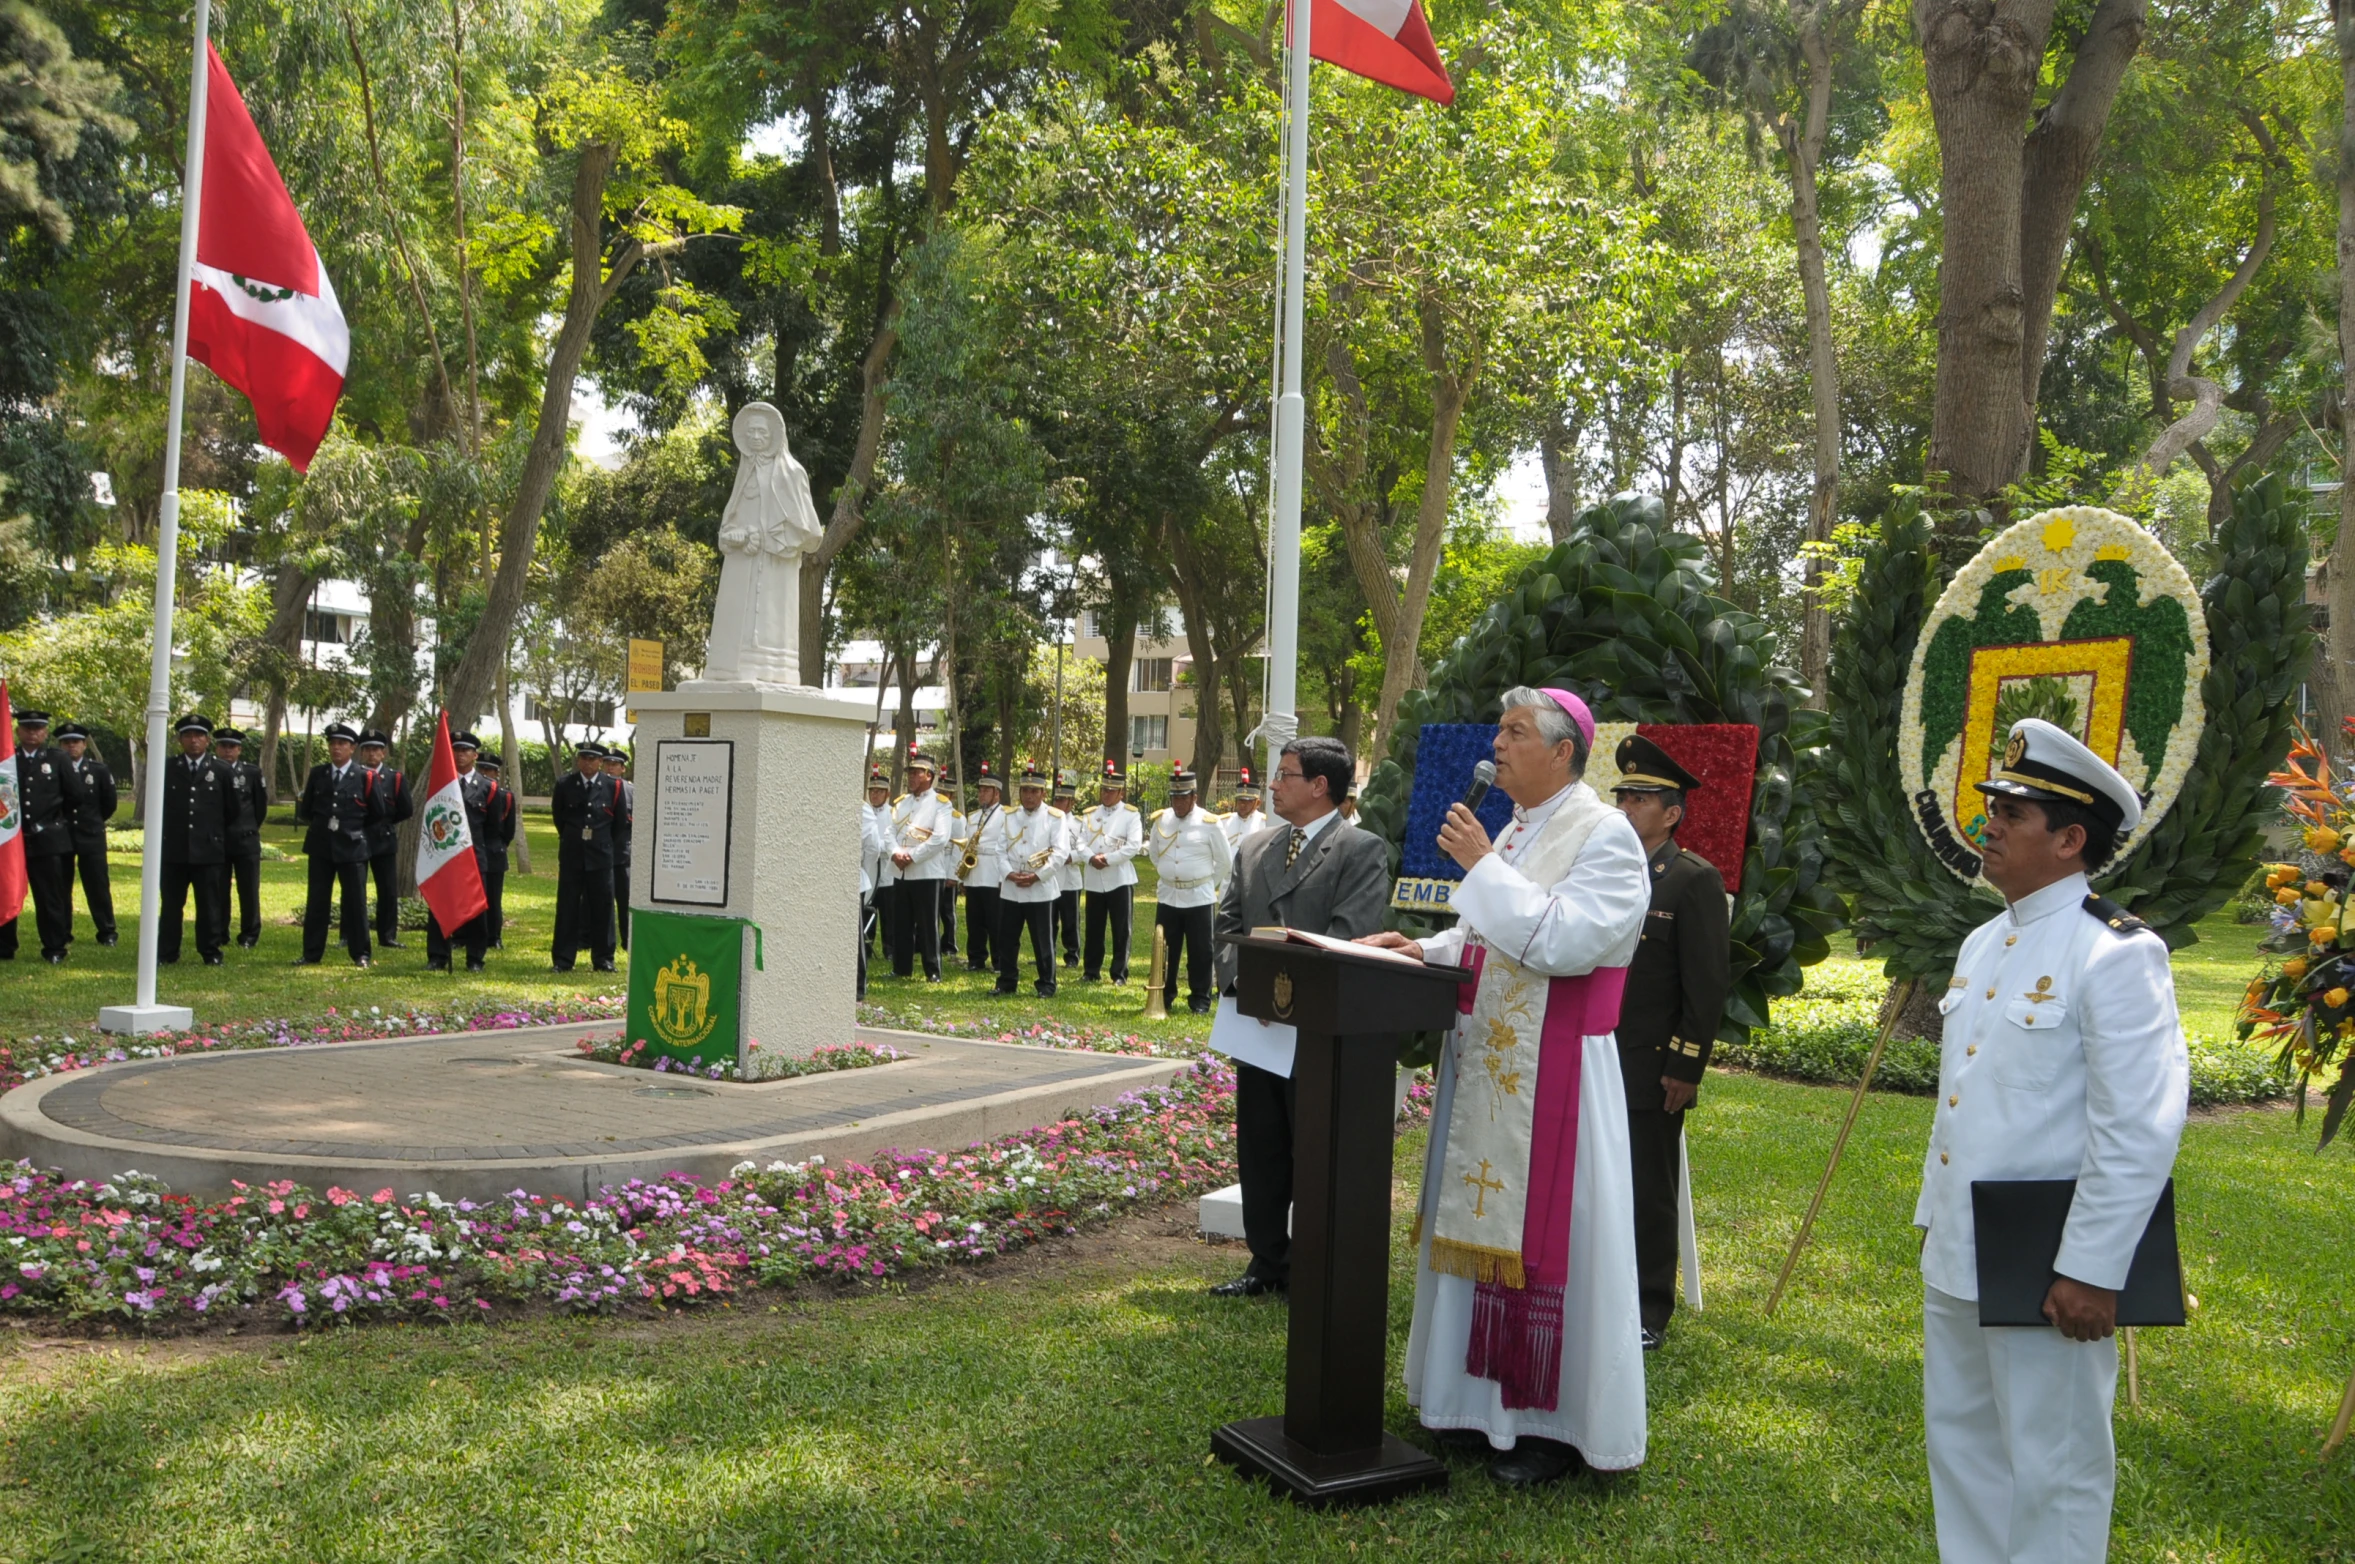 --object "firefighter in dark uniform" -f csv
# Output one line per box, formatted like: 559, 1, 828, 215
476, 753, 516, 947
55, 722, 118, 946
602, 745, 634, 951
158, 715, 234, 965
294, 722, 378, 966
550, 742, 617, 972
428, 732, 497, 972
357, 730, 413, 950
1610, 732, 1731, 1351
2, 708, 84, 963
213, 727, 269, 948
